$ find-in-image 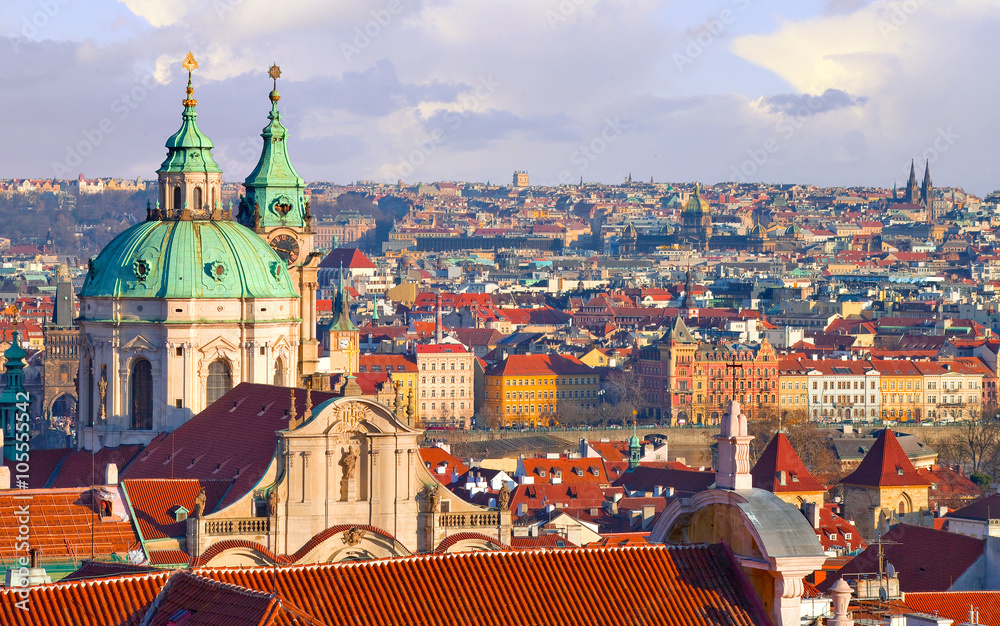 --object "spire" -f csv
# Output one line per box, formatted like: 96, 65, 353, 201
371, 294, 380, 322
239, 63, 308, 230
327, 263, 357, 332
682, 267, 696, 312
158, 53, 221, 178
628, 421, 641, 470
